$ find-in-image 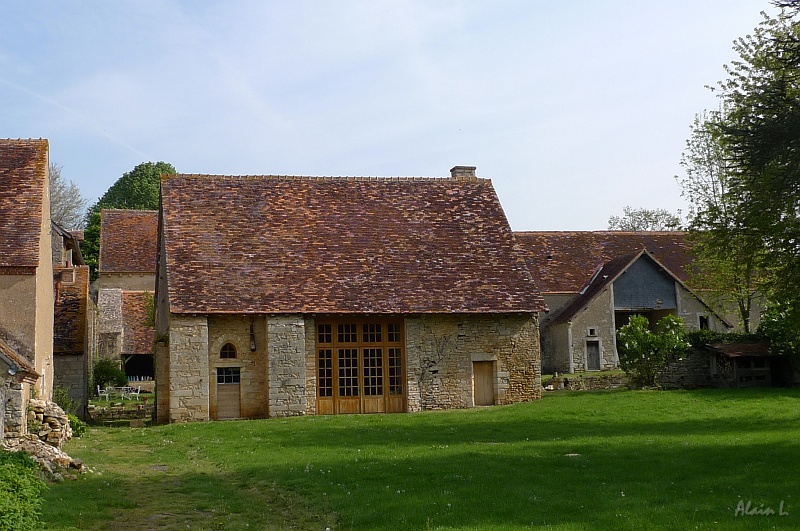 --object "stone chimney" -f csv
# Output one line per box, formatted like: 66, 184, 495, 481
450, 166, 477, 181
